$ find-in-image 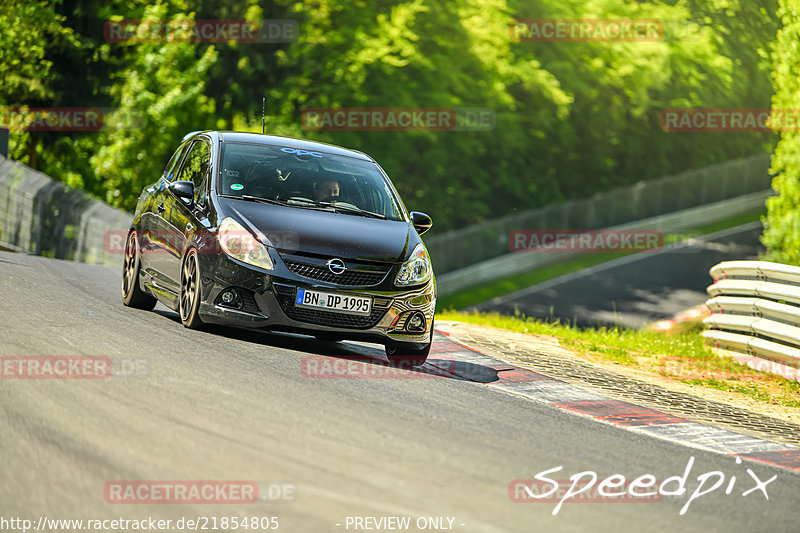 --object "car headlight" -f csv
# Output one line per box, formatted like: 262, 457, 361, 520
218, 217, 274, 270
395, 243, 432, 286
